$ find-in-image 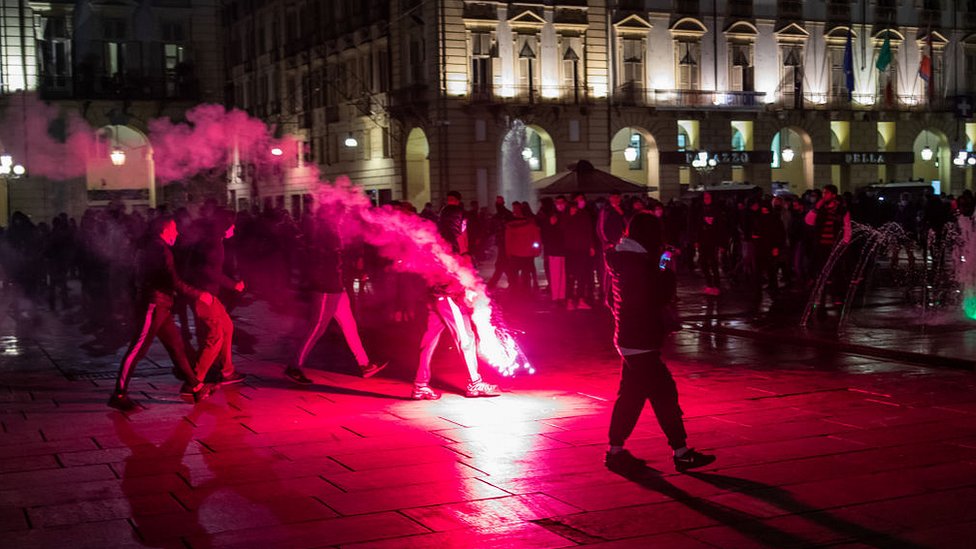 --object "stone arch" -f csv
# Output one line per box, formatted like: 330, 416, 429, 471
912, 128, 951, 190
89, 124, 157, 207
771, 125, 814, 192
610, 126, 659, 192
404, 127, 431, 208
